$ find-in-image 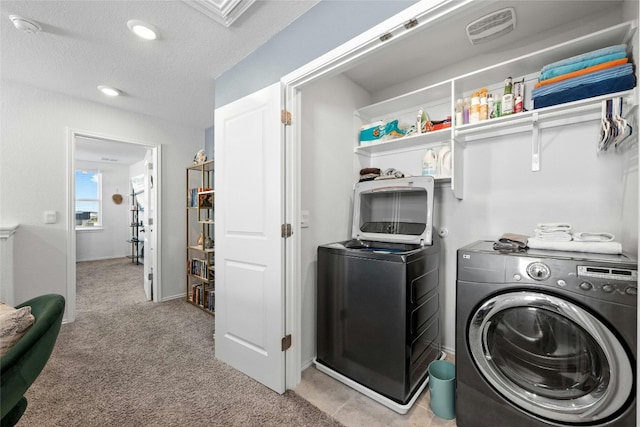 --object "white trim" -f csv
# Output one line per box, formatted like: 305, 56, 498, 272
66, 128, 162, 323
281, 0, 474, 88
283, 82, 301, 390
0, 225, 19, 240
183, 0, 256, 28
66, 130, 76, 322
75, 227, 104, 232
77, 255, 126, 262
